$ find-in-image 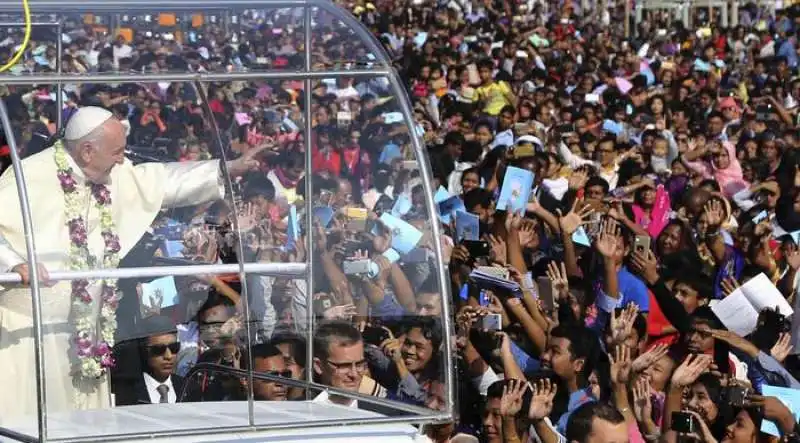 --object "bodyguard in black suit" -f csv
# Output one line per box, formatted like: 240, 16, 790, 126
114, 315, 186, 406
